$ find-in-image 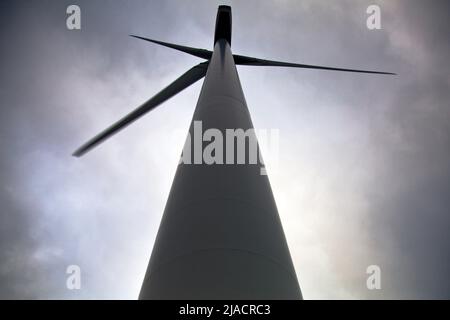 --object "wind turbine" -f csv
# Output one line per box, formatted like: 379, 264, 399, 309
73, 6, 394, 299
